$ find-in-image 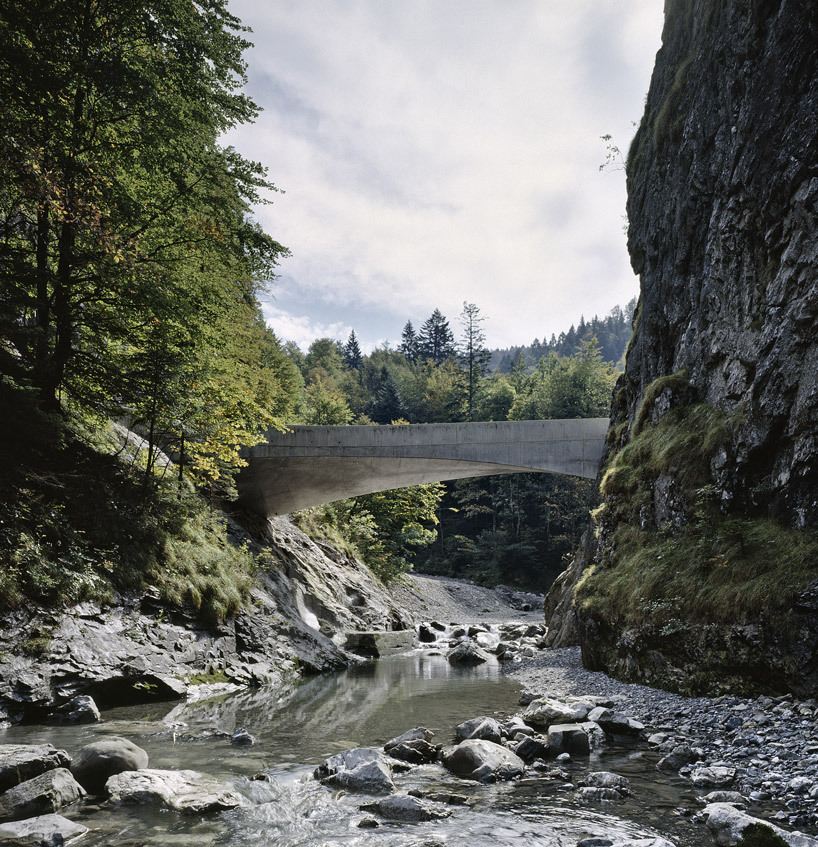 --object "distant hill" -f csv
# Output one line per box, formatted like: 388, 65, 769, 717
489, 298, 637, 372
